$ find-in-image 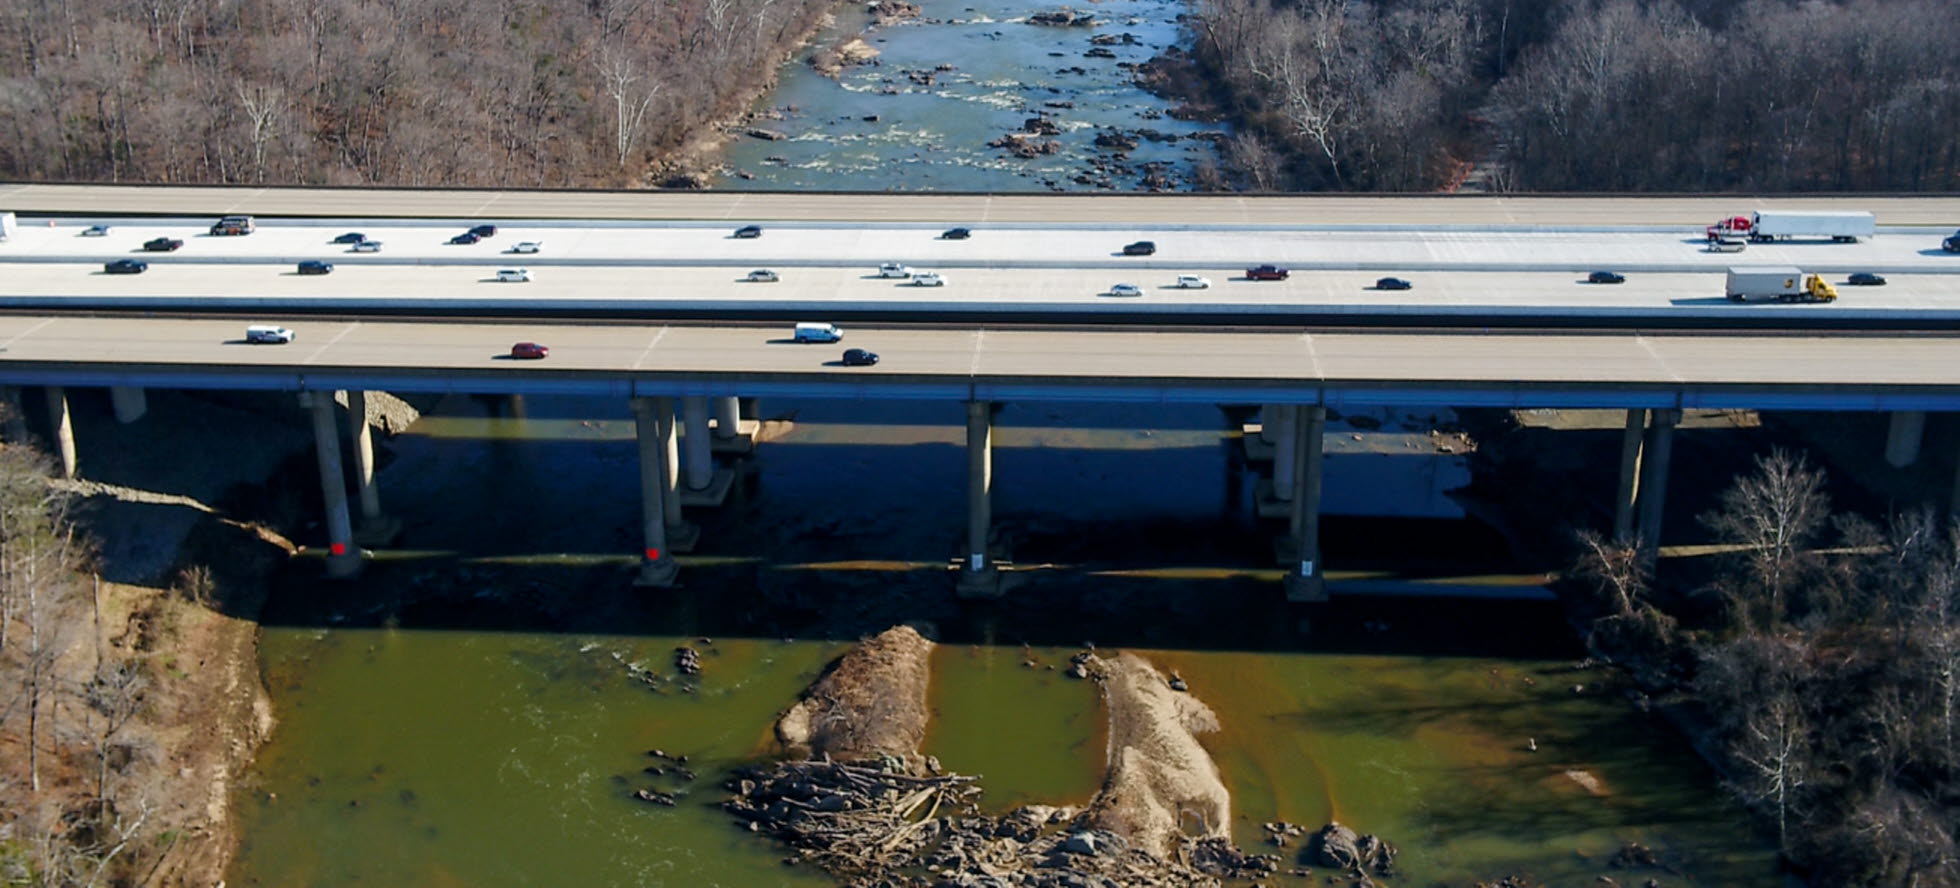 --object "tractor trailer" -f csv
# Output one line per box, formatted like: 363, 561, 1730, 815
1725, 266, 1838, 303
0, 212, 15, 242
1705, 210, 1874, 243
